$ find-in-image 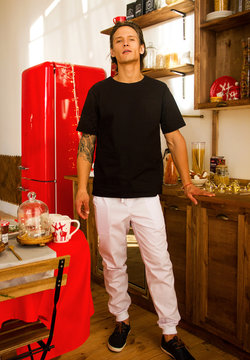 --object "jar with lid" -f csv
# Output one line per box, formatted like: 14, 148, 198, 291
214, 165, 230, 185
245, 0, 250, 10
0, 221, 9, 245
144, 42, 156, 69
17, 192, 51, 244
